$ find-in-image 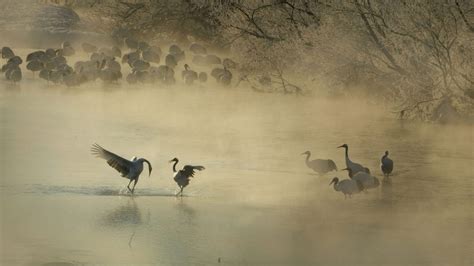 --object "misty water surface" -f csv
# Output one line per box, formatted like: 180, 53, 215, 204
0, 77, 472, 265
